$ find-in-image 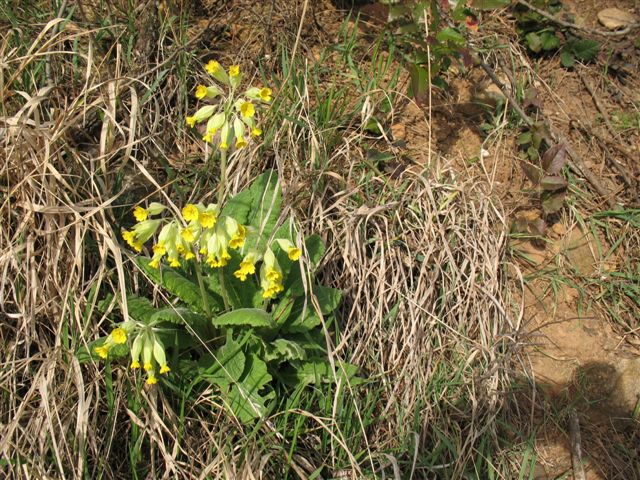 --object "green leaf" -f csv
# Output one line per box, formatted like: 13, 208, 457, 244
137, 257, 222, 314
265, 338, 307, 362
436, 27, 466, 46
125, 295, 156, 322
222, 171, 281, 252
199, 336, 245, 388
540, 32, 560, 51
279, 359, 359, 386
227, 353, 272, 422
566, 38, 599, 61
388, 5, 410, 21
212, 308, 274, 329
363, 118, 382, 135
525, 32, 542, 53
517, 131, 532, 145
304, 235, 325, 267
560, 50, 575, 68
149, 307, 207, 326
314, 285, 342, 315
408, 64, 428, 102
